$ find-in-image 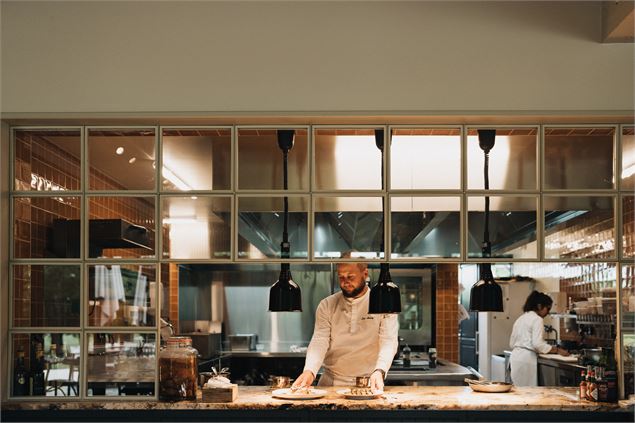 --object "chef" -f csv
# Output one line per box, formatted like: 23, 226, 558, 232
292, 255, 398, 391
509, 291, 570, 386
